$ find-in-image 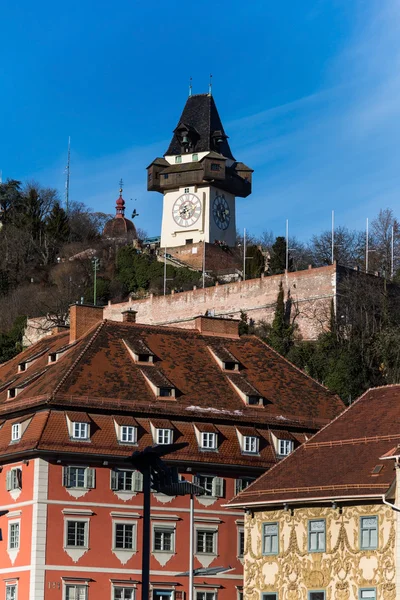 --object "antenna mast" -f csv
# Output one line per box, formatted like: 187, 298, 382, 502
65, 136, 71, 214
